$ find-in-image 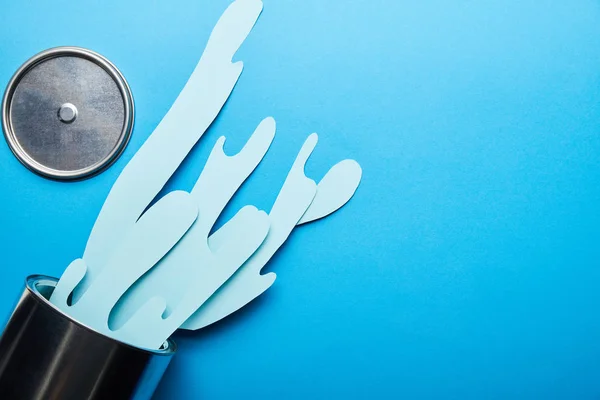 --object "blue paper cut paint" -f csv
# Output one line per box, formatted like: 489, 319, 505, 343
48, 0, 362, 349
